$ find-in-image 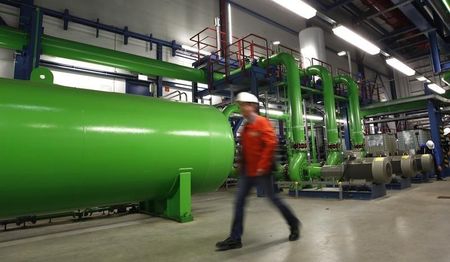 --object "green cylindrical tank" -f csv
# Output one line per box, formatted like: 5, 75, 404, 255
0, 78, 234, 219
